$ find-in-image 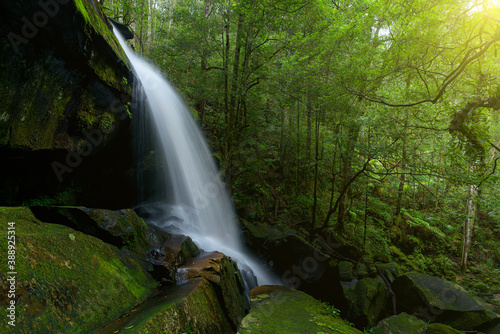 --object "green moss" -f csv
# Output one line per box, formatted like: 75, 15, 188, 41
424, 323, 462, 333
0, 59, 70, 149
85, 208, 151, 261
343, 277, 390, 327
22, 188, 78, 206
100, 113, 115, 131
238, 286, 362, 334
180, 238, 200, 260
0, 207, 157, 334
70, 0, 130, 92
474, 282, 490, 294
74, 0, 91, 23
102, 278, 232, 334
219, 256, 248, 327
